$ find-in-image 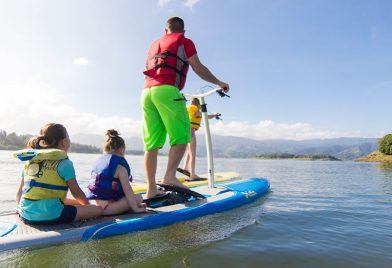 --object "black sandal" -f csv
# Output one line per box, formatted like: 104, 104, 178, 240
176, 168, 190, 177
